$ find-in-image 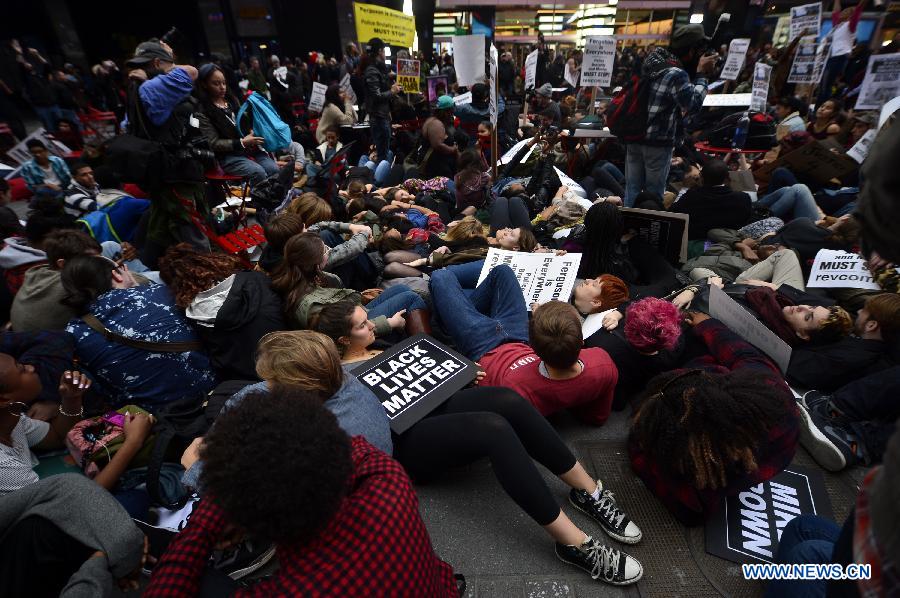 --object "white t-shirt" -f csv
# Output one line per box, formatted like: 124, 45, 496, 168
0, 415, 50, 495
831, 21, 854, 58
39, 163, 61, 187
